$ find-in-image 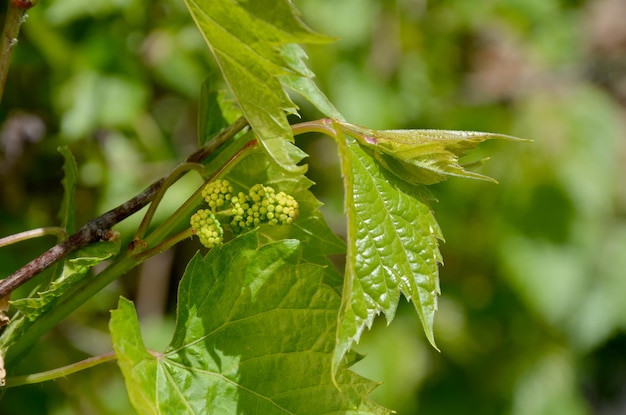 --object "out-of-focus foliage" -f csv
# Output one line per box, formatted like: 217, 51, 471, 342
1, 0, 625, 414
296, 0, 626, 414
1, 1, 213, 413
